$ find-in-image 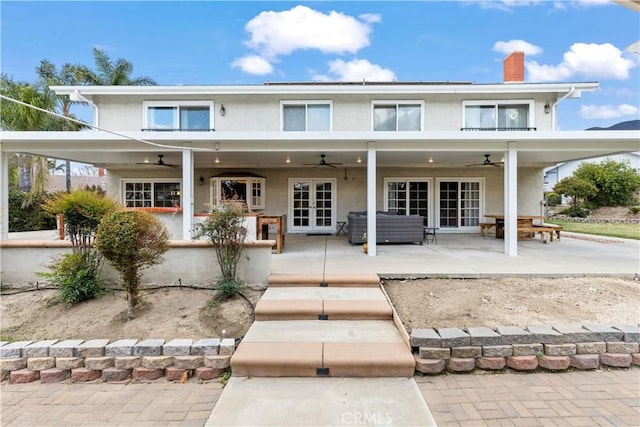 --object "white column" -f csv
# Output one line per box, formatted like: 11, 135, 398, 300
0, 144, 8, 240
182, 148, 194, 241
504, 142, 518, 256
367, 143, 377, 257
